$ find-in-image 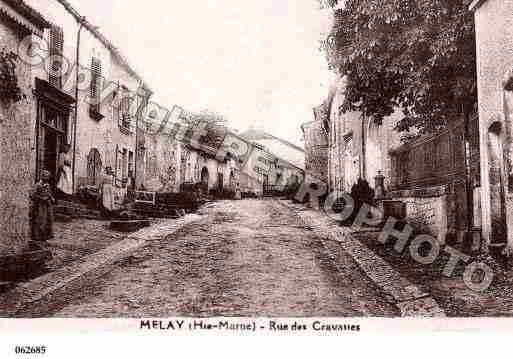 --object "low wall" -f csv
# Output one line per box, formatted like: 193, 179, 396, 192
388, 185, 449, 243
